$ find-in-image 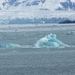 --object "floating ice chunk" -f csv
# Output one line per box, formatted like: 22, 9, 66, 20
0, 43, 20, 48
33, 33, 69, 48
67, 31, 75, 35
